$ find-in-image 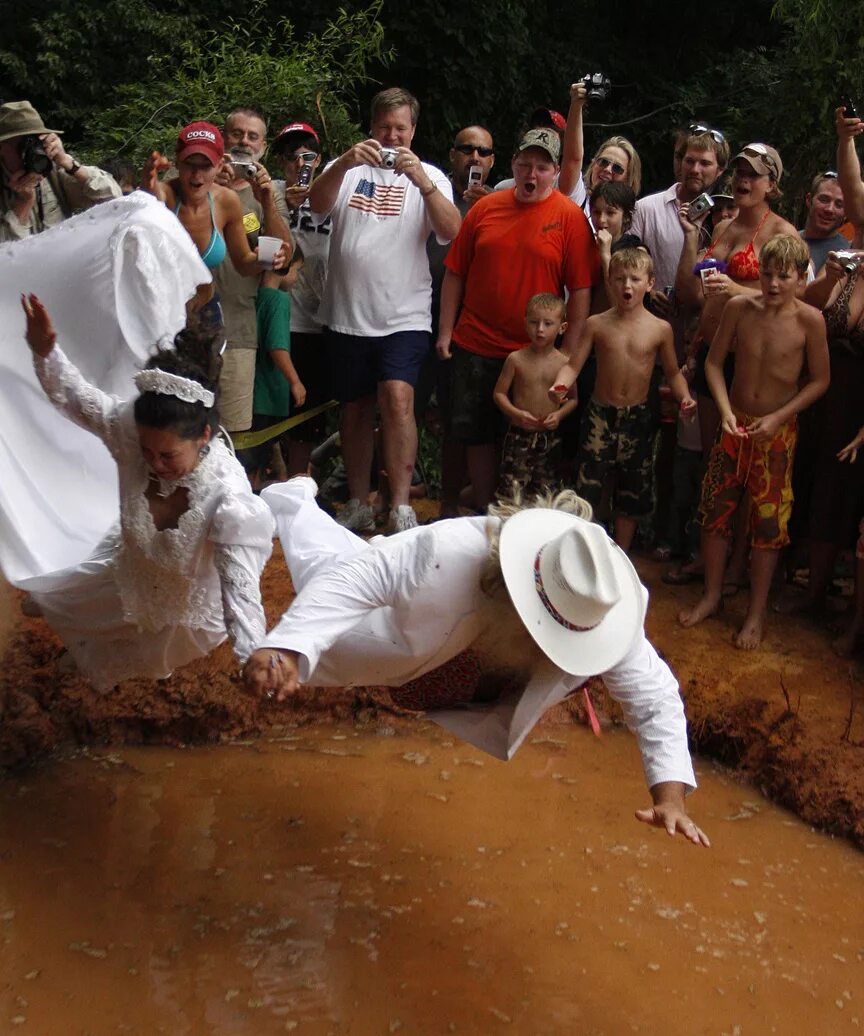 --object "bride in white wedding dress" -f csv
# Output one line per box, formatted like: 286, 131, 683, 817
0, 193, 276, 691
16, 293, 274, 690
